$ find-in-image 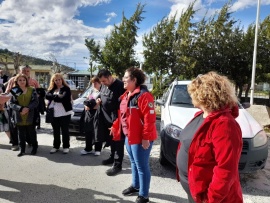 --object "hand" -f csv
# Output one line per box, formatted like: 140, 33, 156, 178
108, 127, 114, 136
96, 98, 102, 105
21, 107, 29, 115
142, 139, 150, 150
84, 106, 90, 111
